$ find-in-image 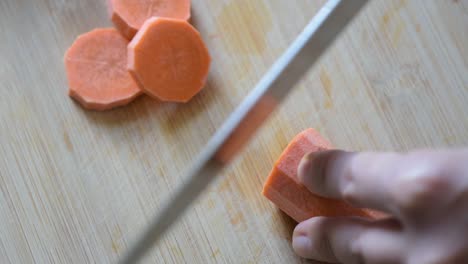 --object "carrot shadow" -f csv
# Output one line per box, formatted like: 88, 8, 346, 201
159, 75, 221, 137
277, 209, 297, 242
189, 5, 220, 40
76, 95, 162, 128
188, 5, 199, 28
